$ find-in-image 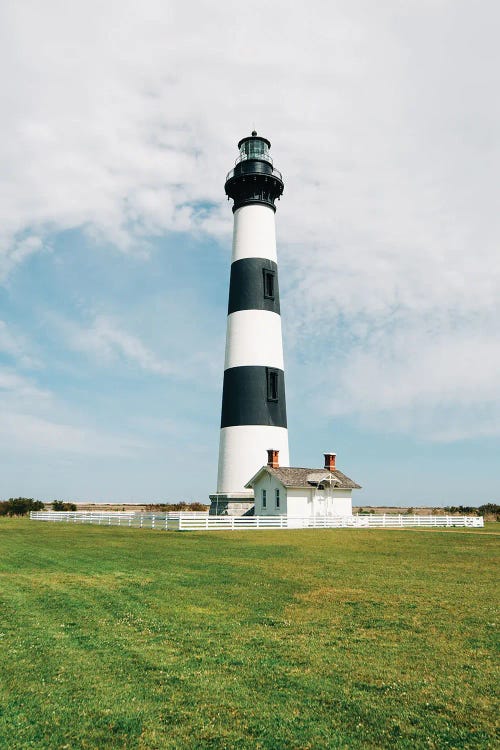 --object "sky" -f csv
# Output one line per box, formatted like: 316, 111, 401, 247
1, 0, 499, 506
